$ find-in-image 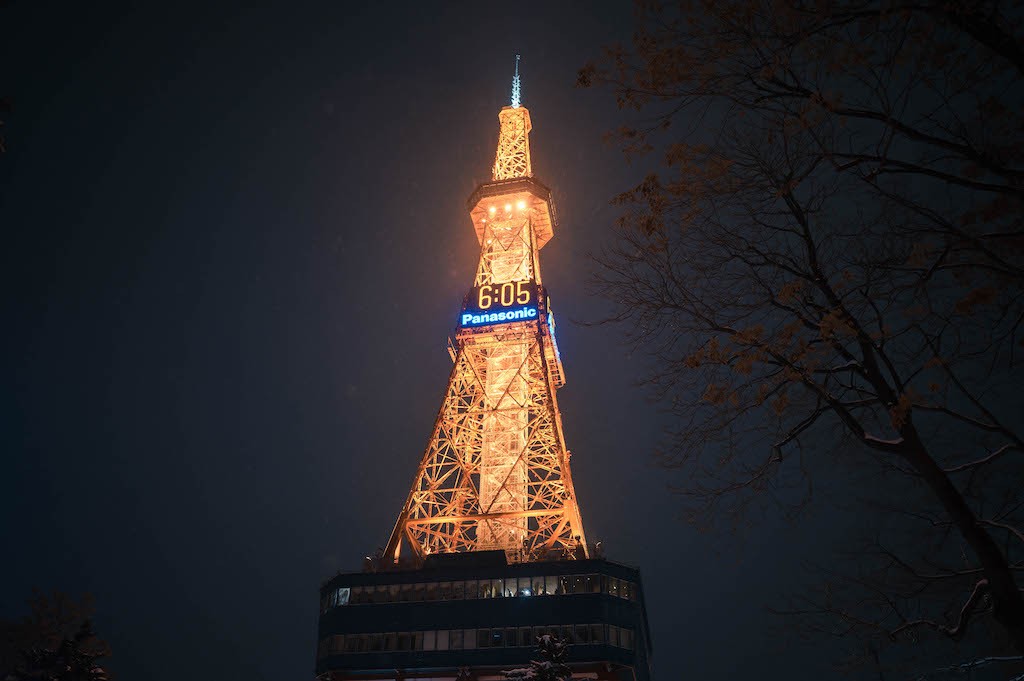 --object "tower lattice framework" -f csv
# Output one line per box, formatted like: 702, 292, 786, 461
385, 59, 588, 564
